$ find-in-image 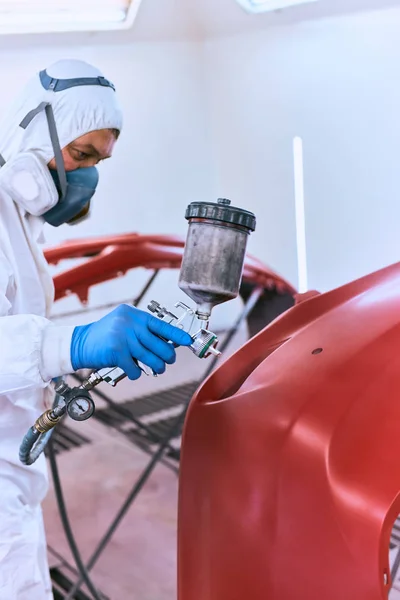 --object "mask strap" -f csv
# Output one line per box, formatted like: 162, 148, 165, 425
19, 102, 67, 199
39, 69, 115, 93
